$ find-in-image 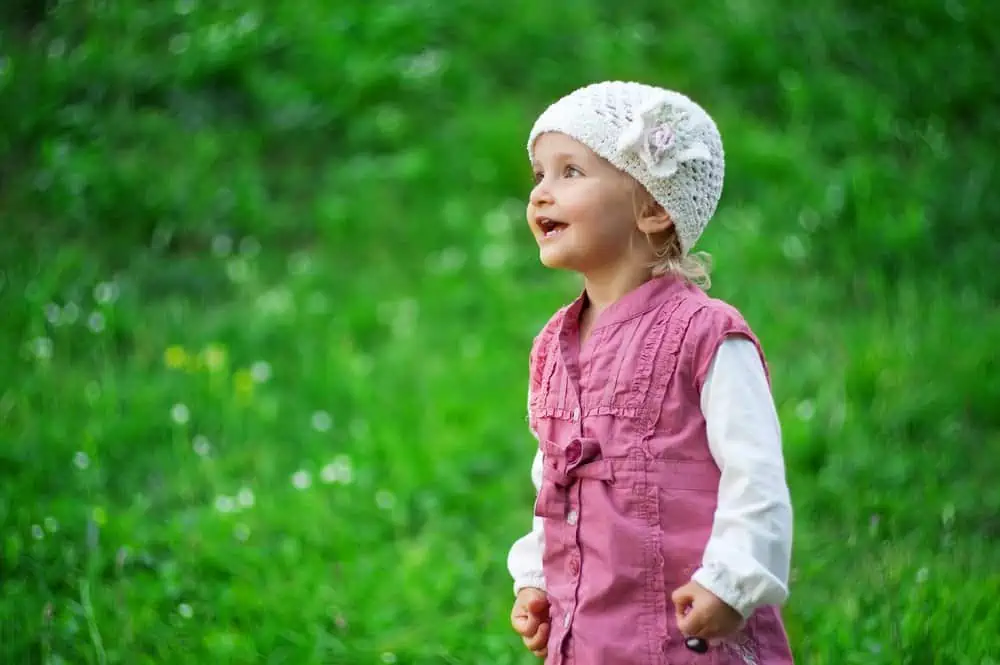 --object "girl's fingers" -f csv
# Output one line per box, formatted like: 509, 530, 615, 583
517, 613, 540, 637
526, 596, 550, 619
678, 603, 712, 638
524, 621, 550, 651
